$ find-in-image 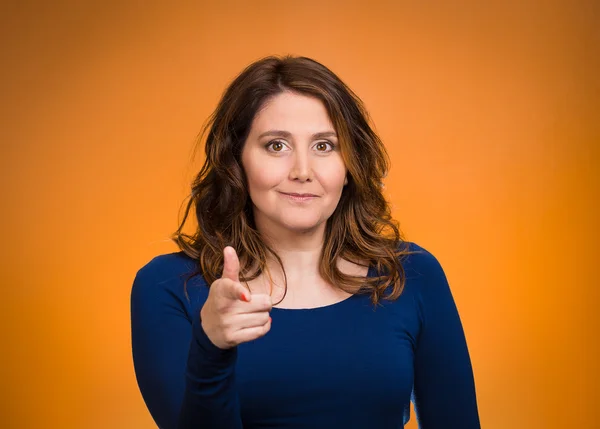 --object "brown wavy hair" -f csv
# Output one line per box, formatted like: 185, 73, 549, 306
172, 54, 420, 306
